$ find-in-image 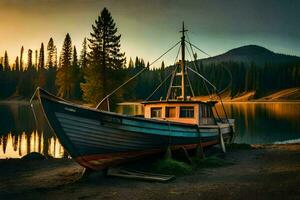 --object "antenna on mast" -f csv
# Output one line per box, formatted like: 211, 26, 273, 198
165, 22, 190, 101
180, 22, 188, 100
